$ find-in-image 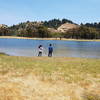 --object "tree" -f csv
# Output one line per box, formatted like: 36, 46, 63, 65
38, 26, 49, 38
62, 18, 73, 24
0, 25, 11, 36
